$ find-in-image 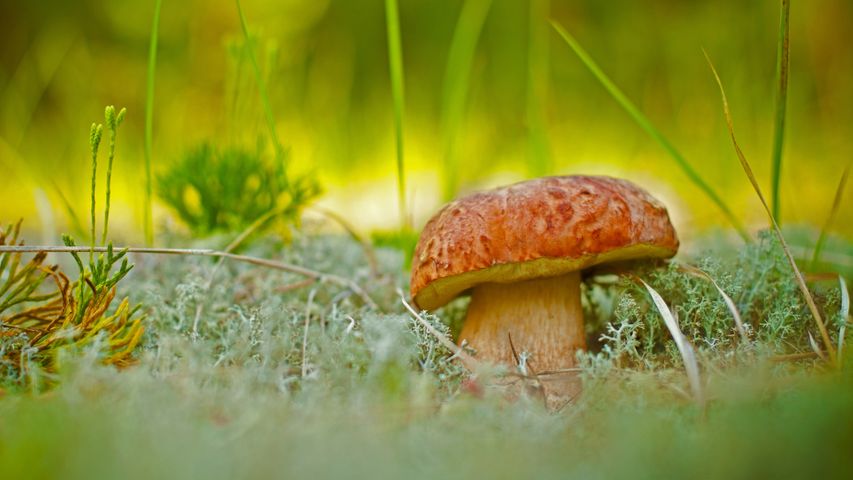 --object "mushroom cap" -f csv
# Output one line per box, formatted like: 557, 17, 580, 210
410, 175, 679, 310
